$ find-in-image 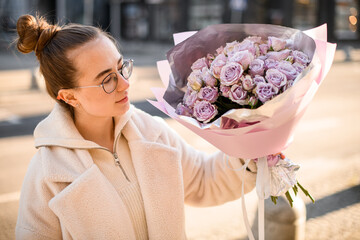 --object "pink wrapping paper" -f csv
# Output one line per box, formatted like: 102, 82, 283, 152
149, 24, 336, 159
